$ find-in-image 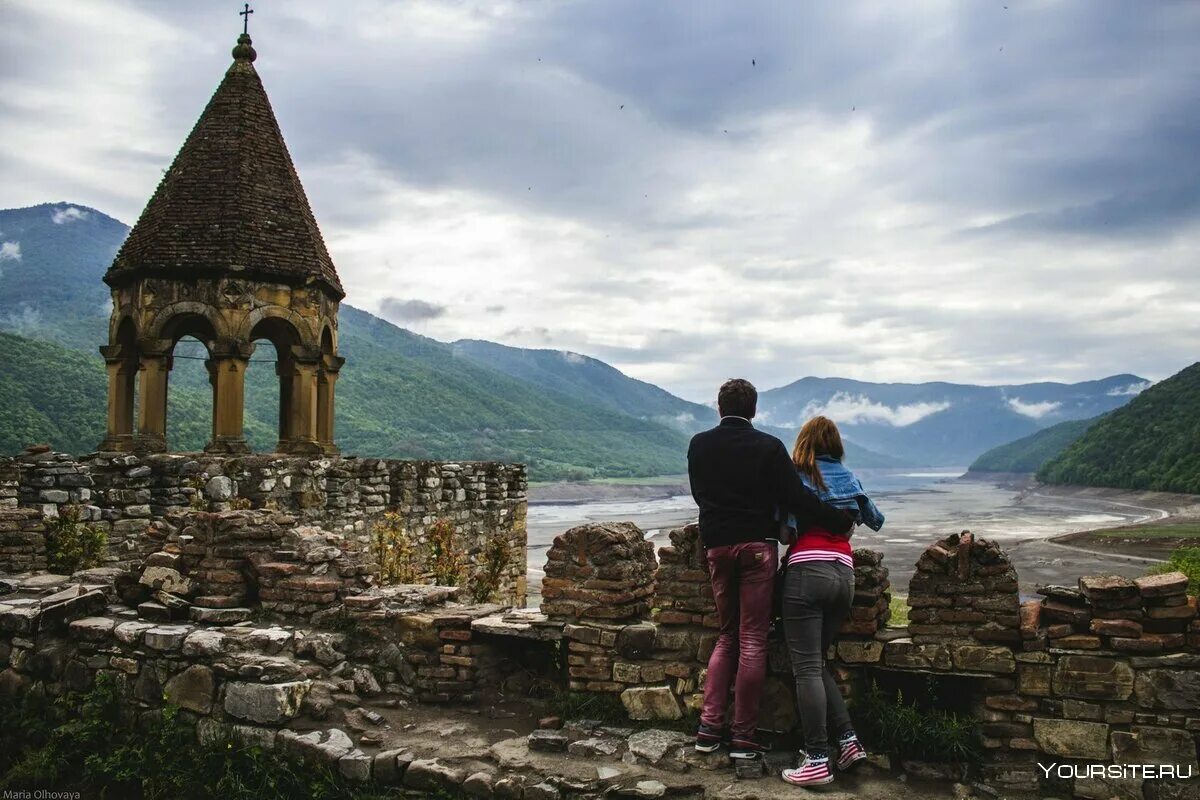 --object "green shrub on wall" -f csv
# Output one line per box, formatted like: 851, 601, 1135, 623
370, 510, 420, 585
426, 518, 466, 588
470, 527, 513, 603
1145, 547, 1200, 596
856, 679, 981, 764
44, 503, 107, 573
